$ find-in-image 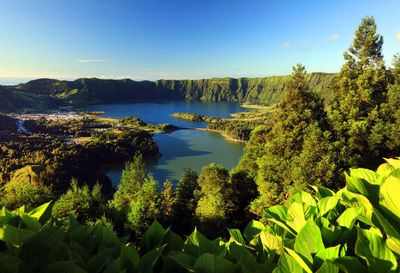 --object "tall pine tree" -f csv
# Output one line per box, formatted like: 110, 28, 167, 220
171, 167, 199, 234
250, 64, 336, 216
113, 152, 147, 209
195, 163, 232, 237
329, 16, 389, 168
